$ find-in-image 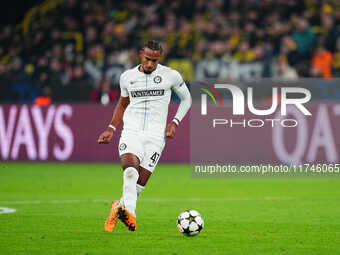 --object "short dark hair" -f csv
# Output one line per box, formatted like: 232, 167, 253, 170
143, 40, 163, 53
